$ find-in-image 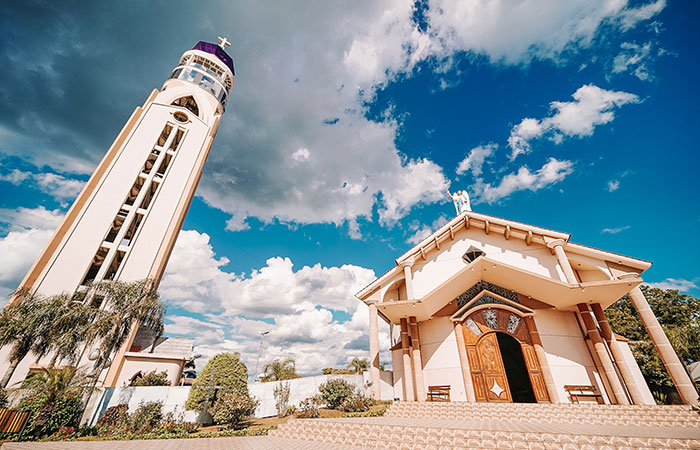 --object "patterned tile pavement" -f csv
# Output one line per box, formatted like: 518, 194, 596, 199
1, 436, 362, 450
